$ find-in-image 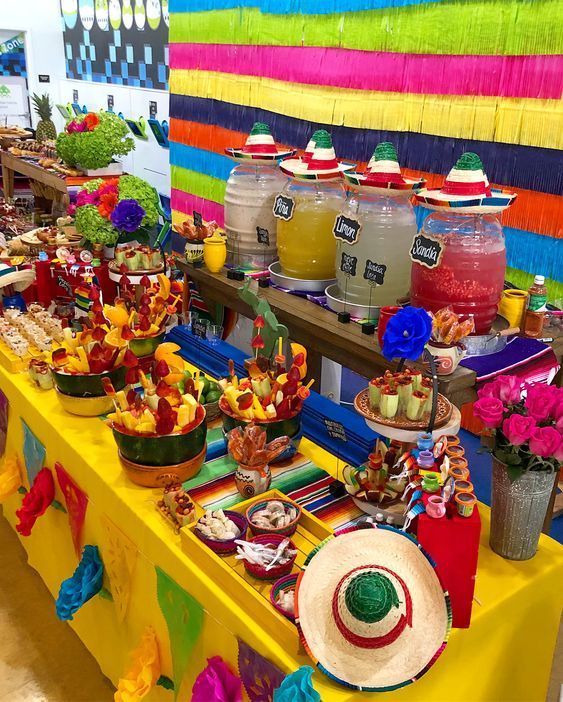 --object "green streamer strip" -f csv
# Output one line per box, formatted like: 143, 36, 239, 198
505, 268, 563, 305
169, 1, 563, 55
171, 165, 226, 204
